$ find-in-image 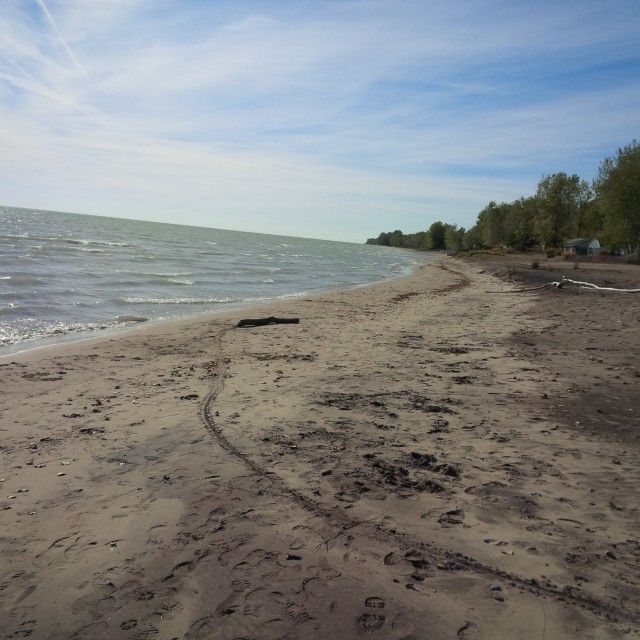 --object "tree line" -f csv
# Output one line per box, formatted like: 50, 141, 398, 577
366, 139, 640, 256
